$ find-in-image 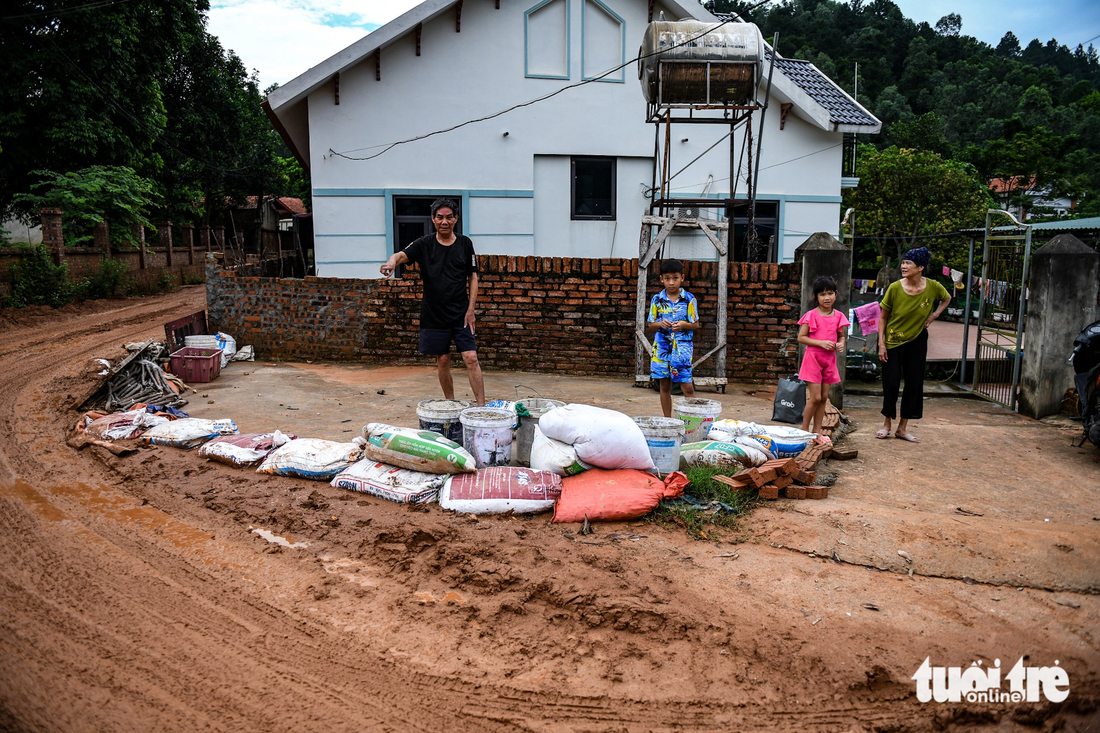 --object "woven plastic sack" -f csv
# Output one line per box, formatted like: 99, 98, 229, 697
529, 426, 593, 476
85, 409, 168, 441
536, 404, 655, 470
199, 431, 294, 467
708, 421, 814, 458
361, 423, 477, 474
141, 418, 238, 449
679, 440, 764, 470
330, 460, 444, 504
439, 466, 562, 515
552, 469, 687, 523
257, 437, 364, 480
